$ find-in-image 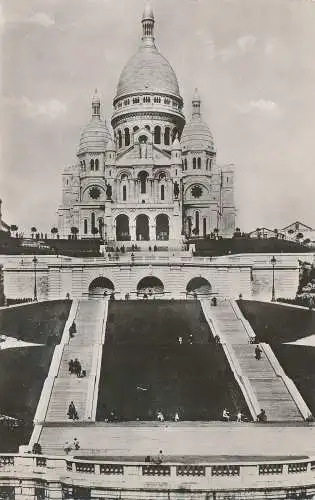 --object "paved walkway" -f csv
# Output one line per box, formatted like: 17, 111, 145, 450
38, 422, 315, 458
202, 300, 305, 421
44, 299, 106, 422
